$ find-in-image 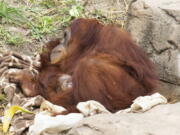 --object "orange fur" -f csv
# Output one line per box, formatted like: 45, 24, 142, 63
17, 18, 159, 113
